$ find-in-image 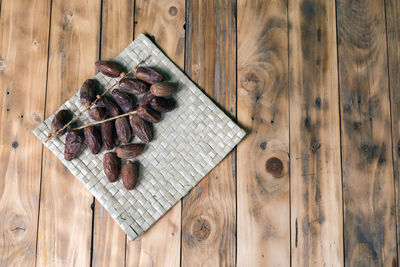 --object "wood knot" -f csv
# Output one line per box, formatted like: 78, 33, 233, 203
8, 215, 26, 235
169, 6, 178, 16
12, 141, 18, 149
192, 218, 211, 241
266, 157, 283, 178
